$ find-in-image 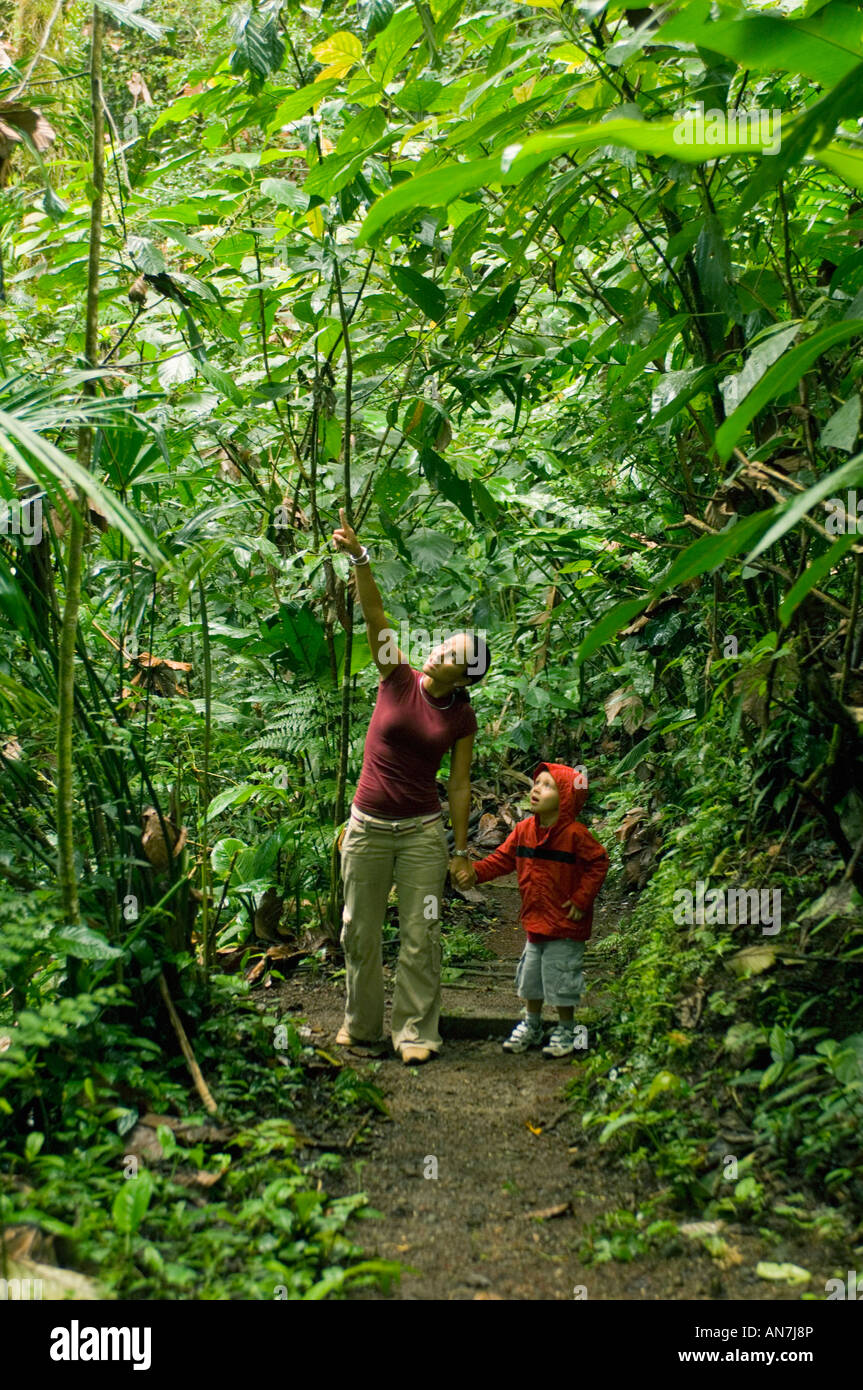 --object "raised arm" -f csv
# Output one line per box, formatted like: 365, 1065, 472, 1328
332, 507, 403, 679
